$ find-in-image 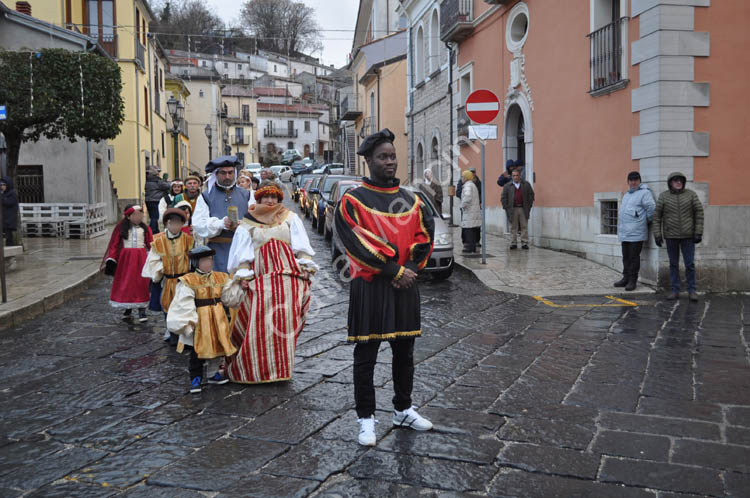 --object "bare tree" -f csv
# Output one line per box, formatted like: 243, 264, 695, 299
152, 0, 225, 52
240, 0, 321, 55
